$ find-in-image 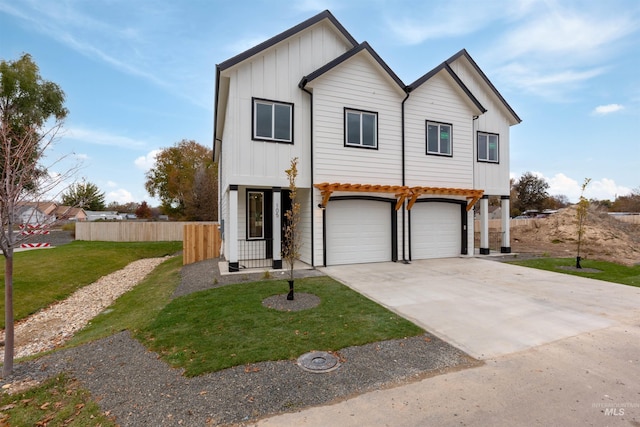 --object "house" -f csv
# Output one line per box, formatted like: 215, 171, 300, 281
54, 205, 87, 222
15, 202, 58, 226
84, 210, 123, 221
214, 10, 520, 271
